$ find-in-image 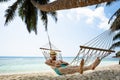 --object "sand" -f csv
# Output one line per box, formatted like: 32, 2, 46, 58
0, 64, 120, 80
